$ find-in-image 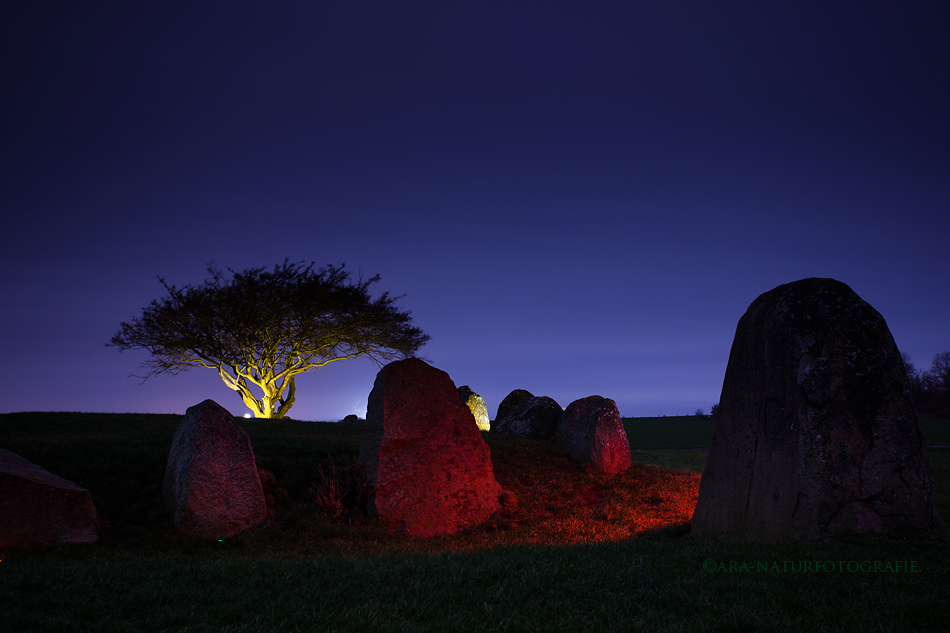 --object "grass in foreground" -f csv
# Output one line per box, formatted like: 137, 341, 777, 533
1, 412, 948, 632
5, 538, 949, 633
